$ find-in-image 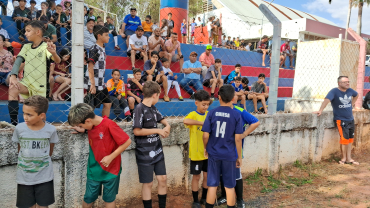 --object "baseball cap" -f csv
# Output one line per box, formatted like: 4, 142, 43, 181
206, 45, 212, 50
86, 18, 95, 24
130, 7, 136, 11
190, 51, 198, 56
136, 26, 144, 31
